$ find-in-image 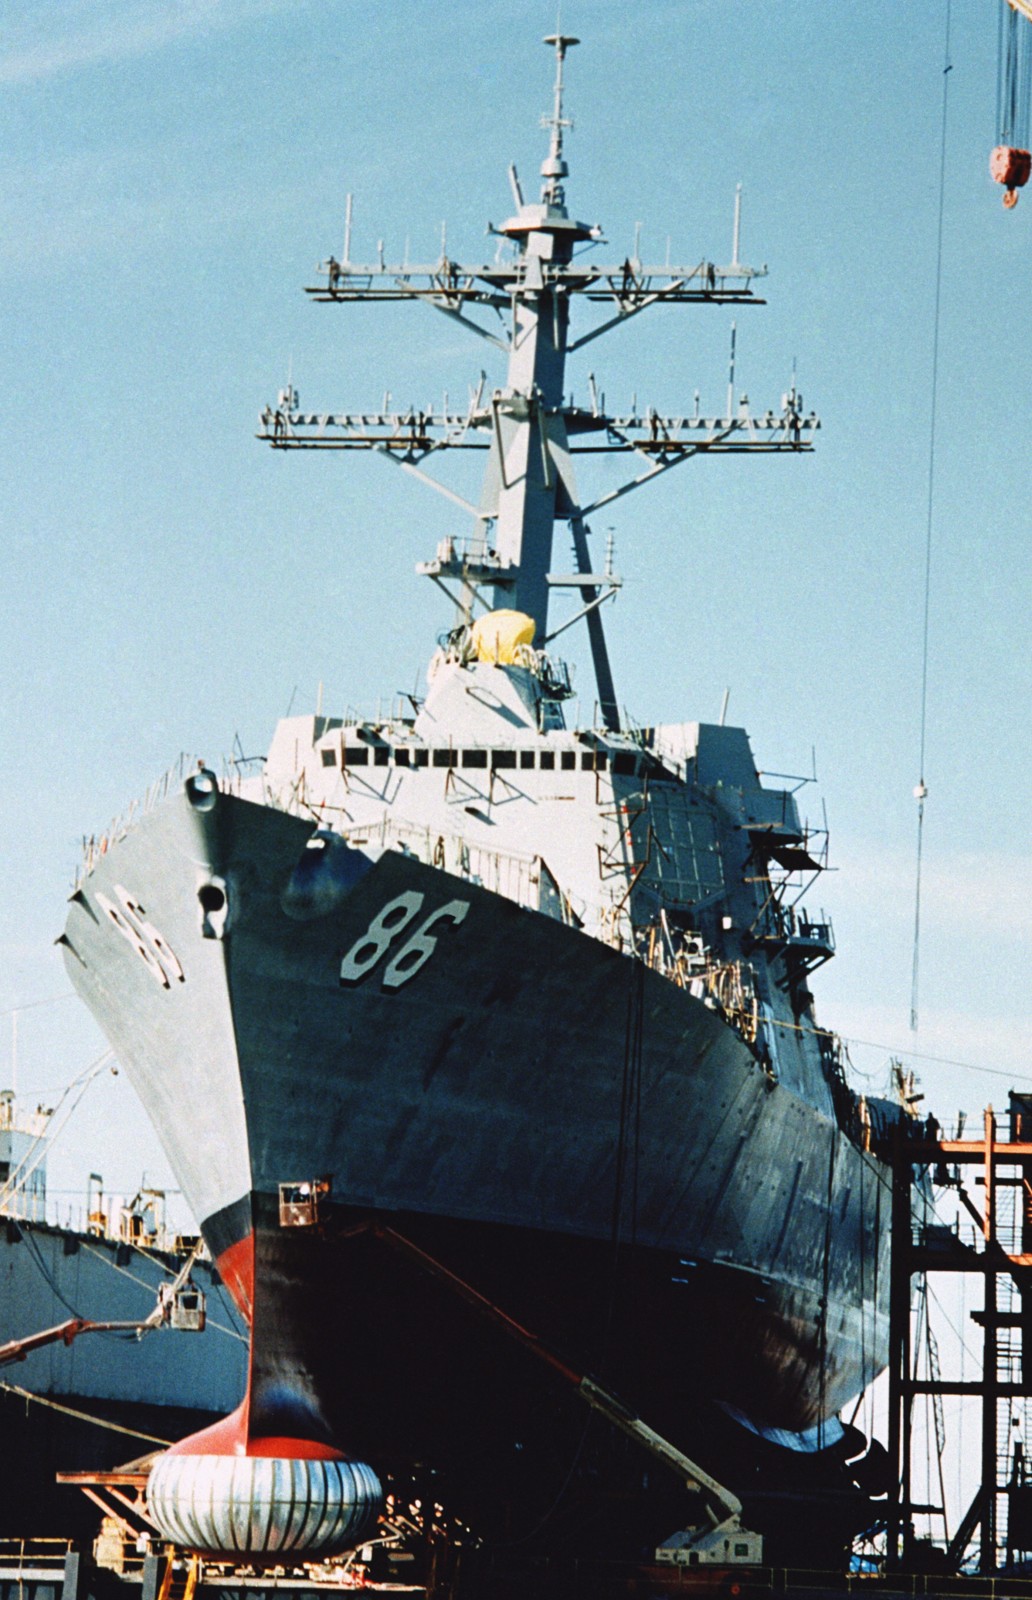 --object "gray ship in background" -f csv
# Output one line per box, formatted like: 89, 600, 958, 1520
0, 1093, 246, 1539
59, 36, 927, 1564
